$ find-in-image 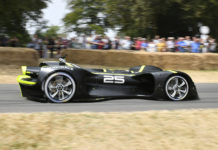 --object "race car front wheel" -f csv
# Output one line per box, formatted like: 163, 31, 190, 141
44, 72, 76, 103
165, 75, 189, 101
